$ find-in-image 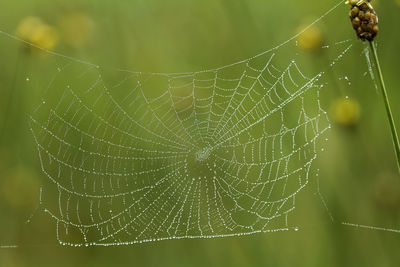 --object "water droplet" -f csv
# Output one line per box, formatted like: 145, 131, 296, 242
294, 226, 299, 231
26, 77, 30, 81
345, 95, 349, 99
